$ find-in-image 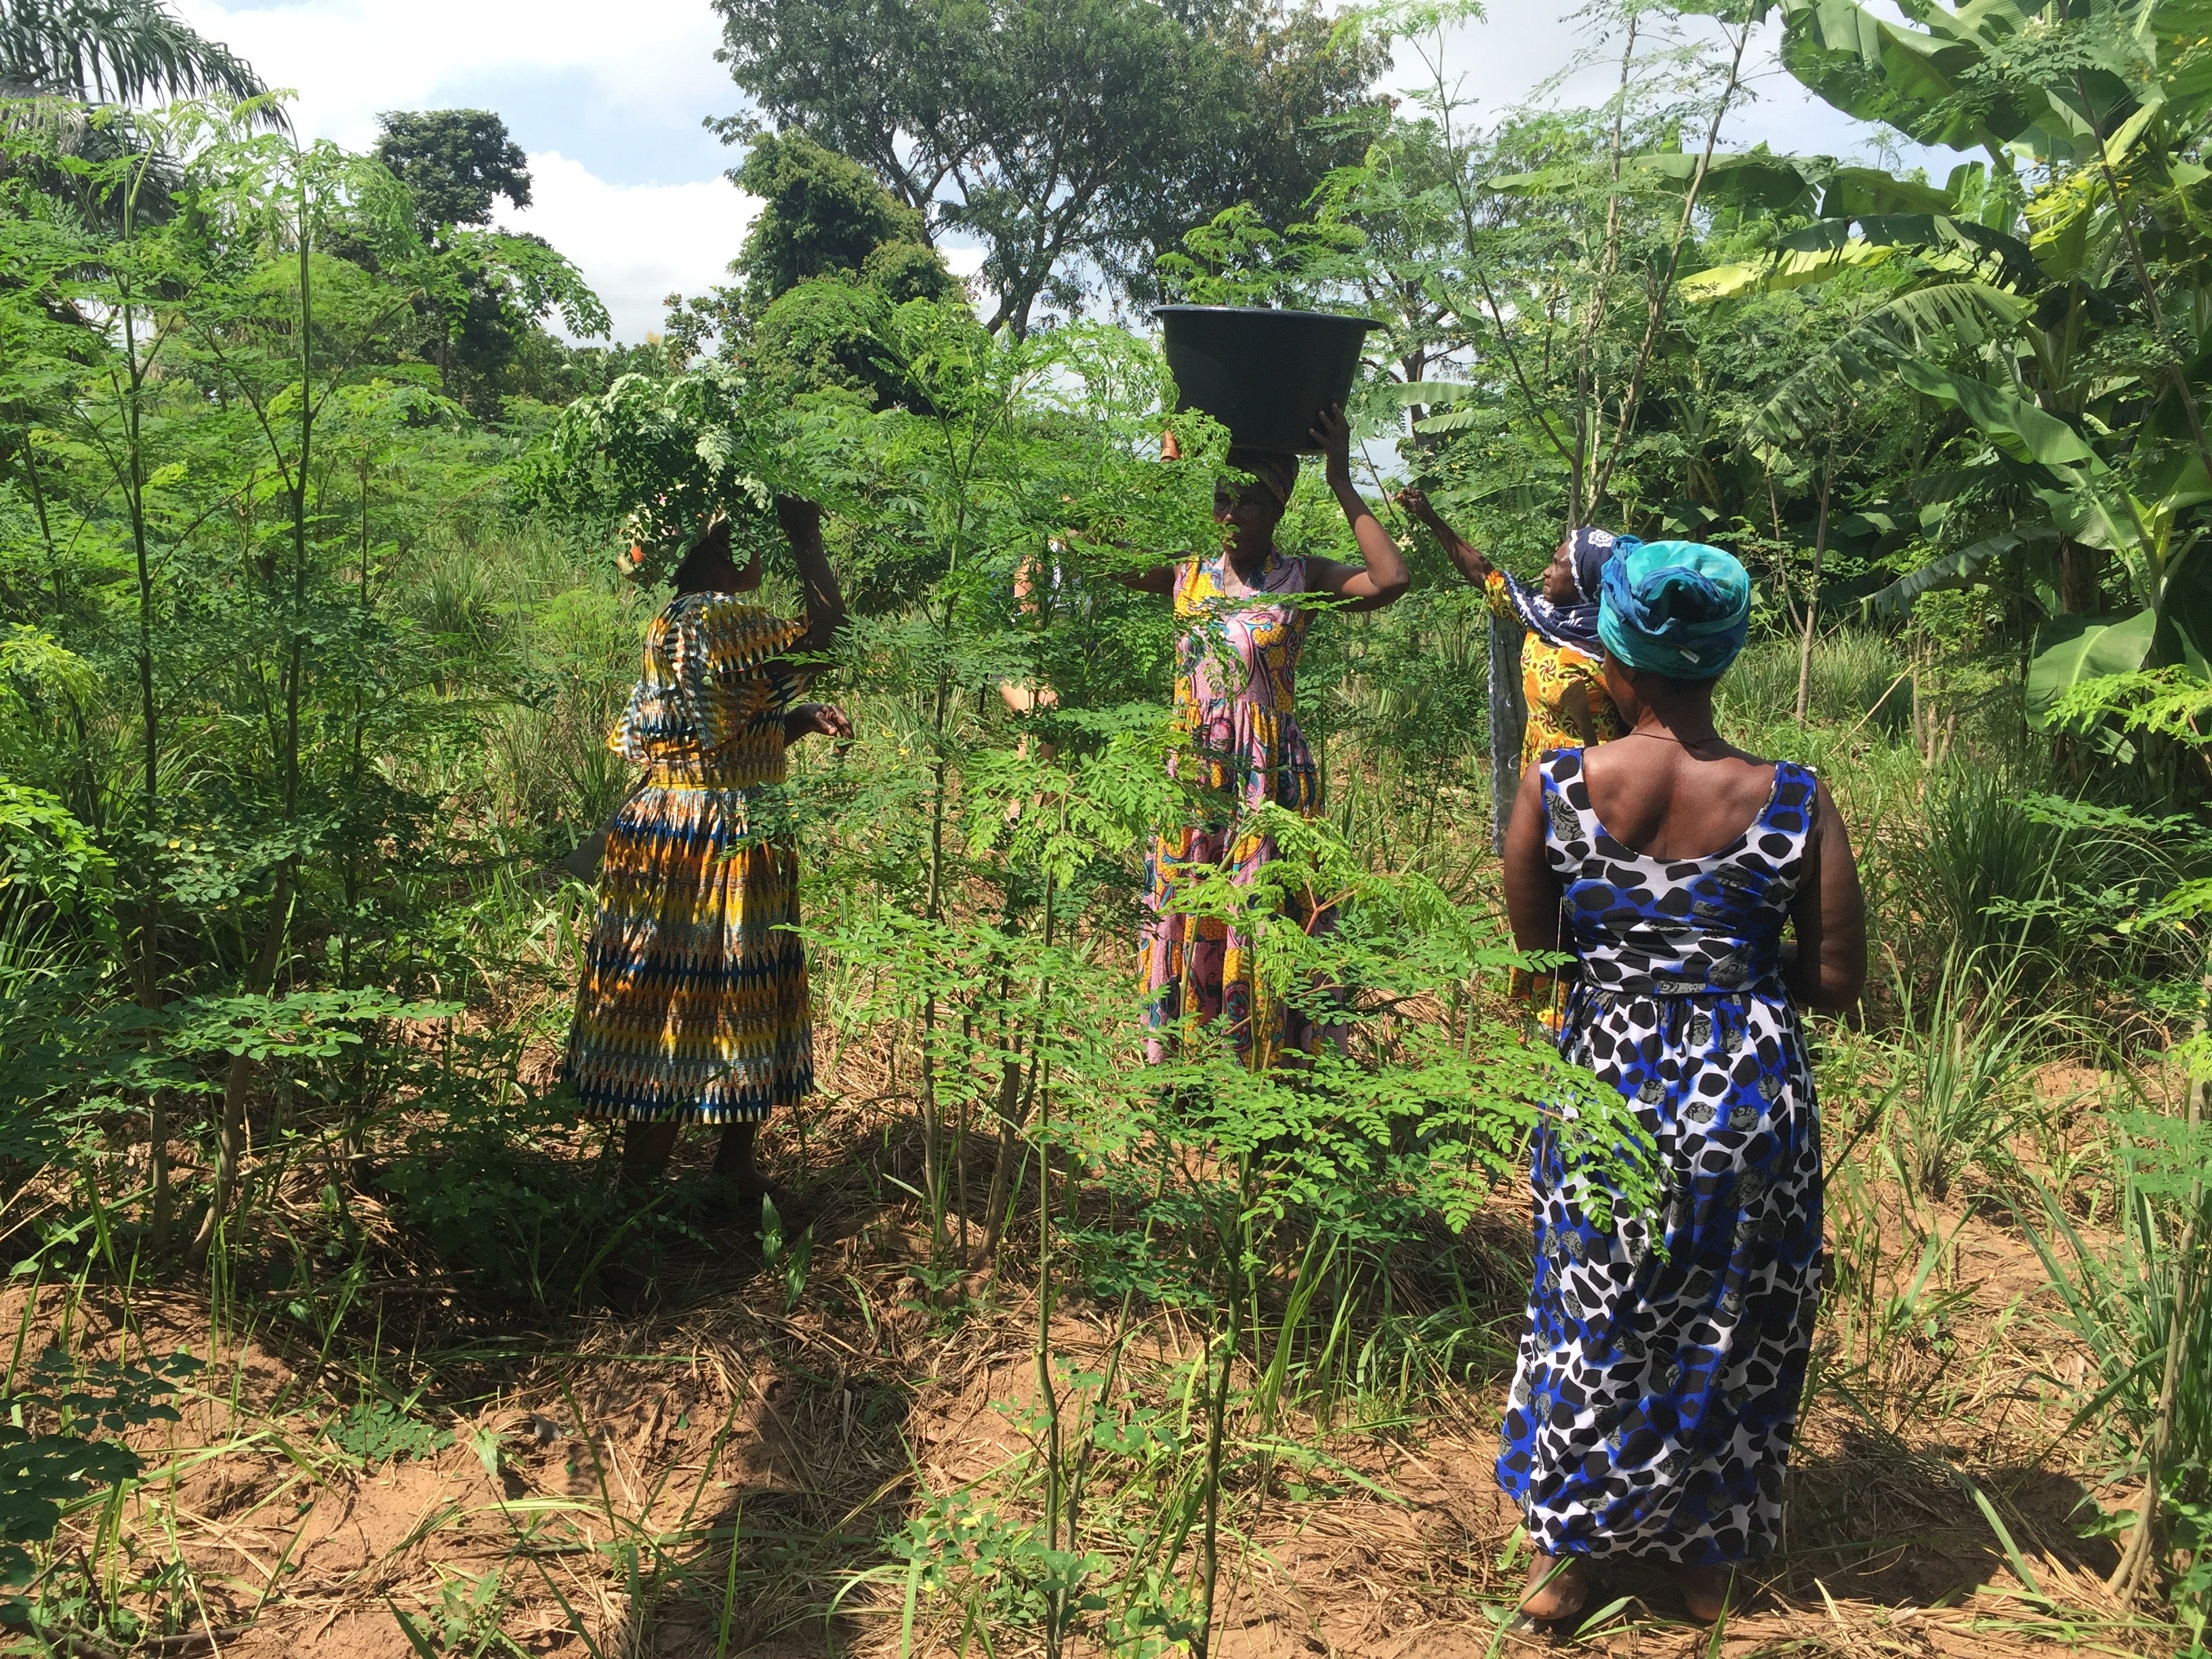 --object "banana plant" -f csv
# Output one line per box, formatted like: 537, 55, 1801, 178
1674, 0, 2212, 727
